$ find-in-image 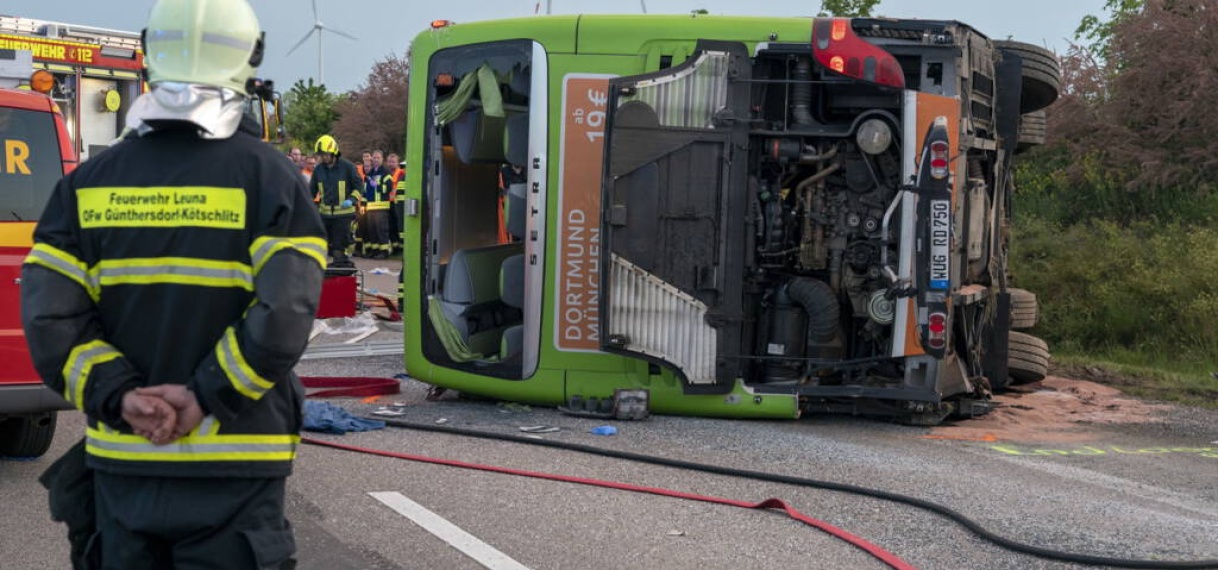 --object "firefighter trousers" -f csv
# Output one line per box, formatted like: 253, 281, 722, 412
365, 209, 391, 257
391, 201, 404, 249
321, 214, 354, 265
39, 439, 95, 570
93, 472, 295, 570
